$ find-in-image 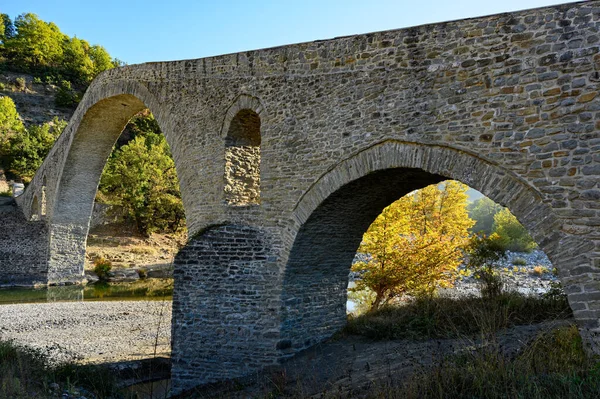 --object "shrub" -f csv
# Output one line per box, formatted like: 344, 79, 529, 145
512, 257, 527, 266
93, 257, 112, 281
468, 233, 506, 298
55, 80, 79, 108
32, 77, 42, 84
15, 77, 26, 91
137, 268, 147, 279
